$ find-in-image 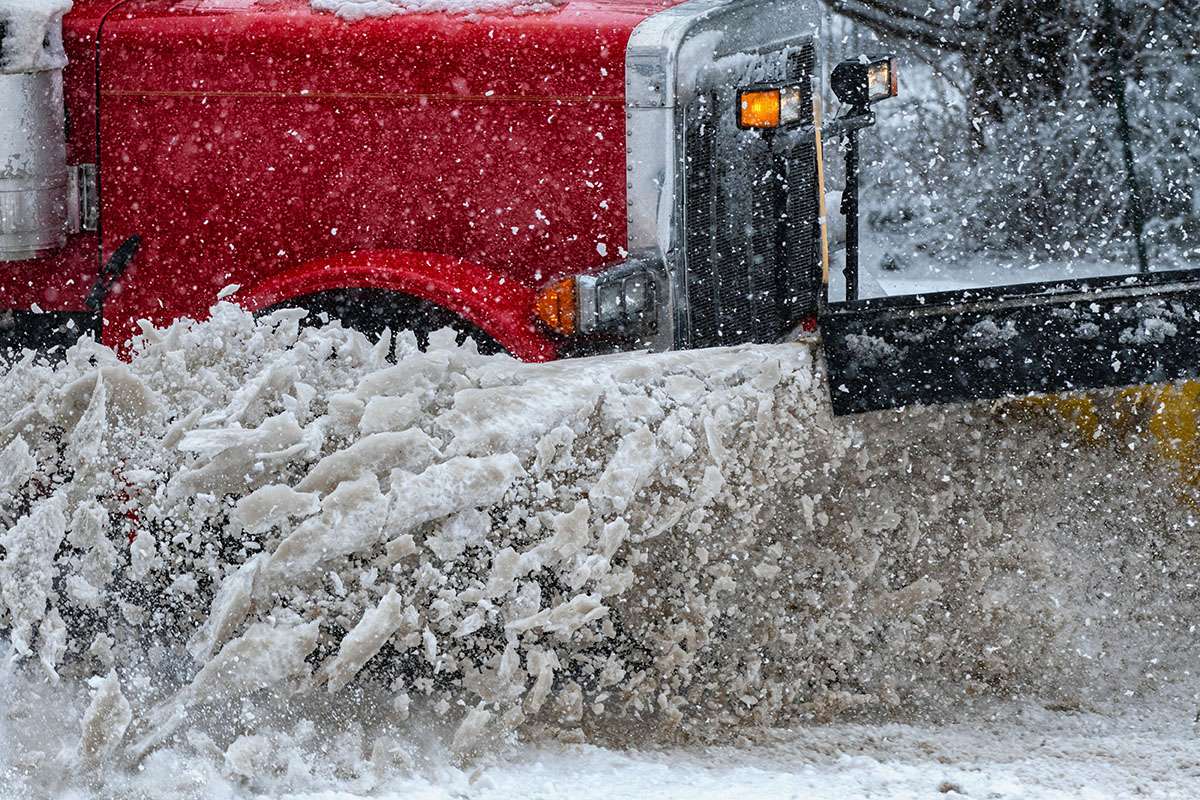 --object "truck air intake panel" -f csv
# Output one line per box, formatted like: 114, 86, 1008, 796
0, 8, 70, 261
